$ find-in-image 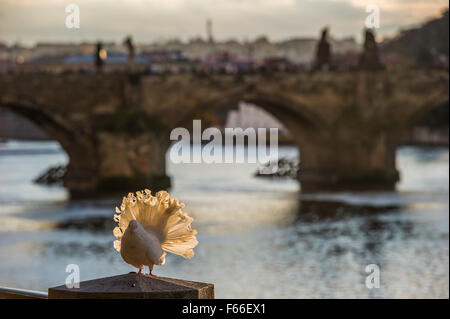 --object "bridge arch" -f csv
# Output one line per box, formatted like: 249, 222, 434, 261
164, 90, 337, 192
0, 102, 98, 196
170, 89, 328, 143
406, 99, 449, 129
